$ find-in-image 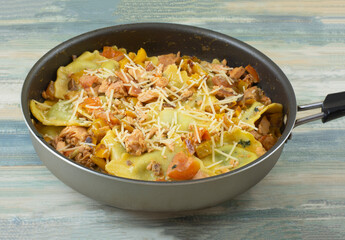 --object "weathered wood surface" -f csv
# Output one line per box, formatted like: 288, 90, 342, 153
1, 0, 345, 239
